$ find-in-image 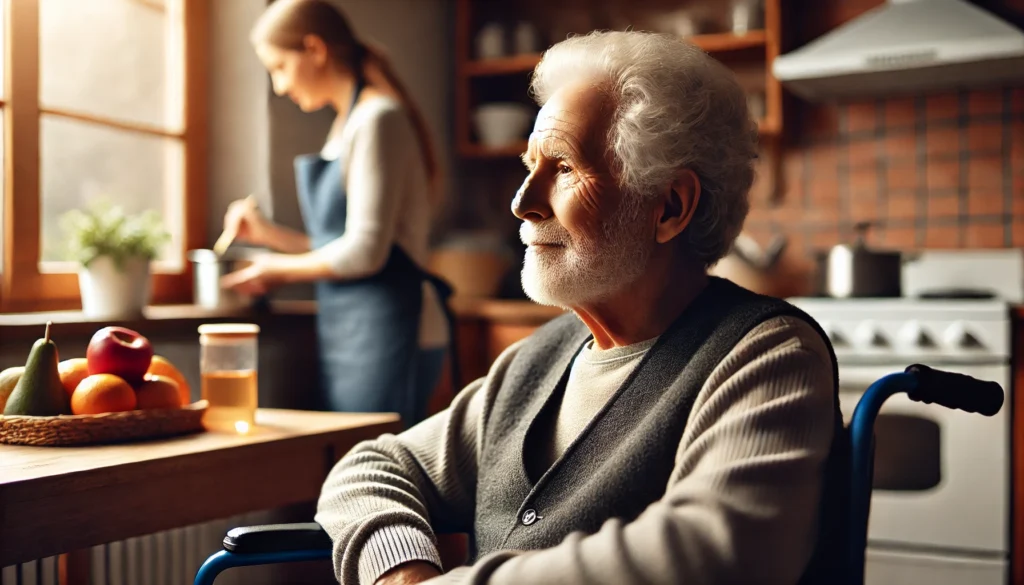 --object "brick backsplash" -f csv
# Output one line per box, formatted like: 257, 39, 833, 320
743, 86, 1024, 296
